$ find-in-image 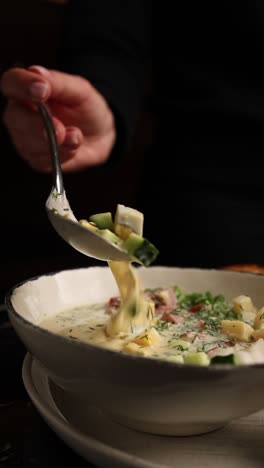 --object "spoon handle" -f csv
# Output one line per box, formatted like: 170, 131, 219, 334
38, 103, 64, 194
